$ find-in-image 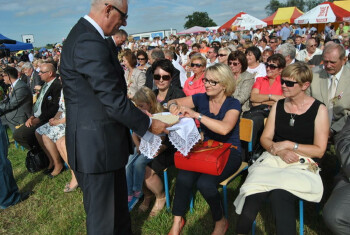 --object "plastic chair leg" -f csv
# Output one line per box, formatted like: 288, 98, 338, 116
299, 199, 304, 235
164, 170, 170, 210
190, 194, 194, 213
222, 185, 228, 218
252, 220, 256, 235
15, 141, 19, 149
